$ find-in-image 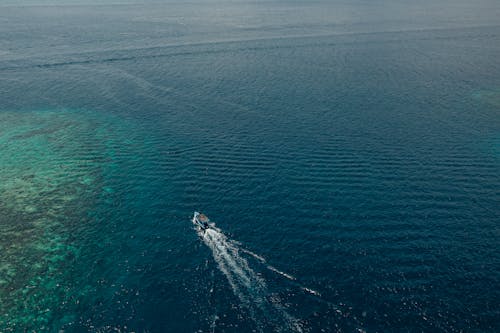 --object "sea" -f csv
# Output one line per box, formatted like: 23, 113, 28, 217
0, 0, 499, 332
